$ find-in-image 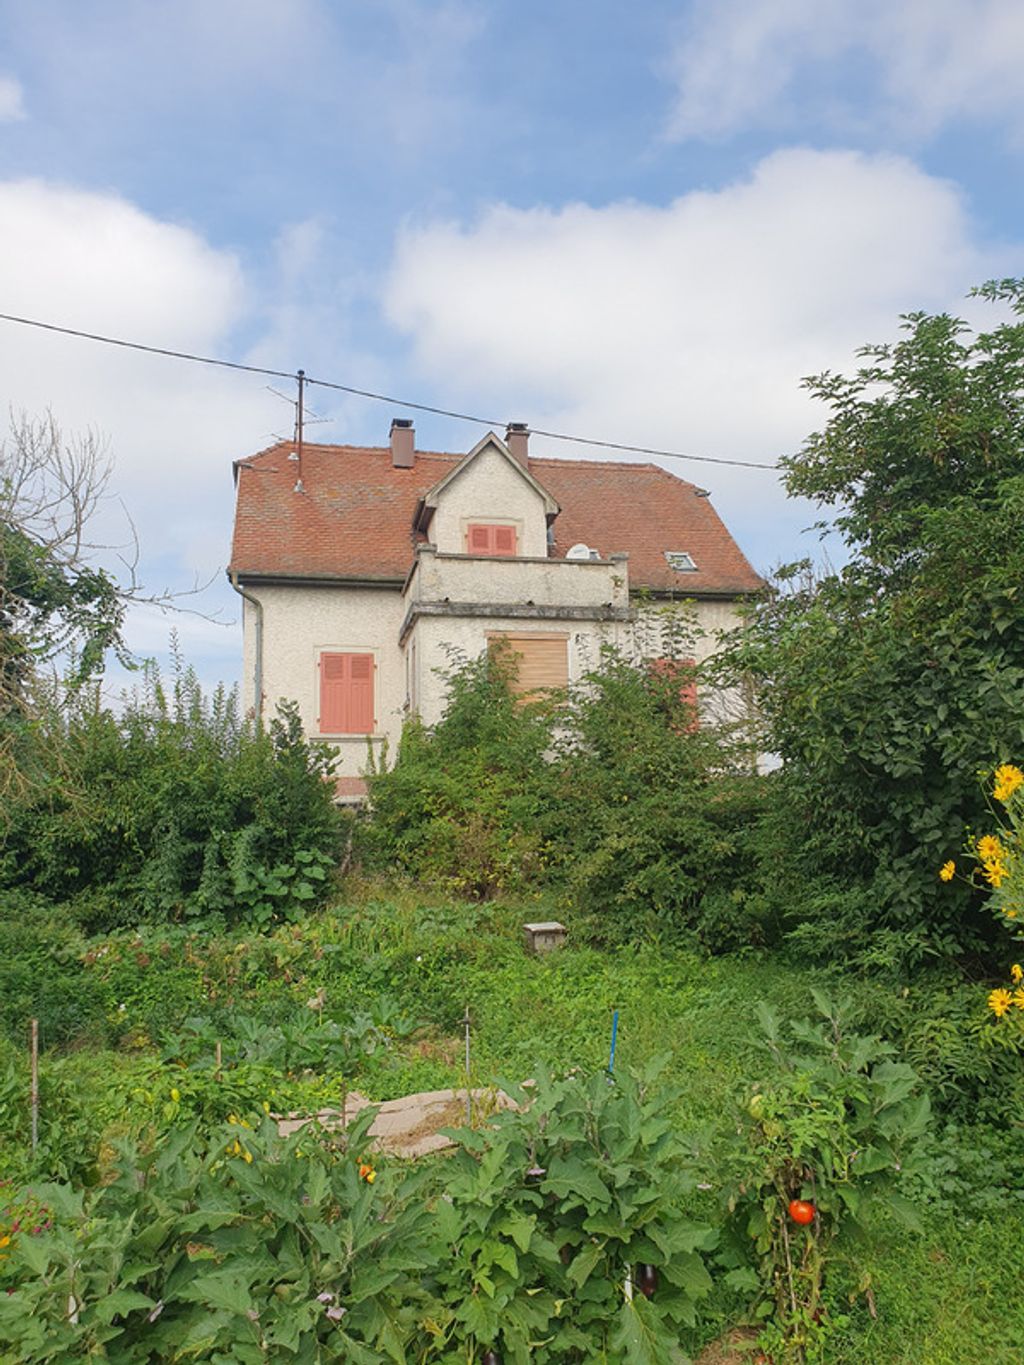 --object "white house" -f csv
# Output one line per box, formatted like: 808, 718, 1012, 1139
228, 421, 762, 798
